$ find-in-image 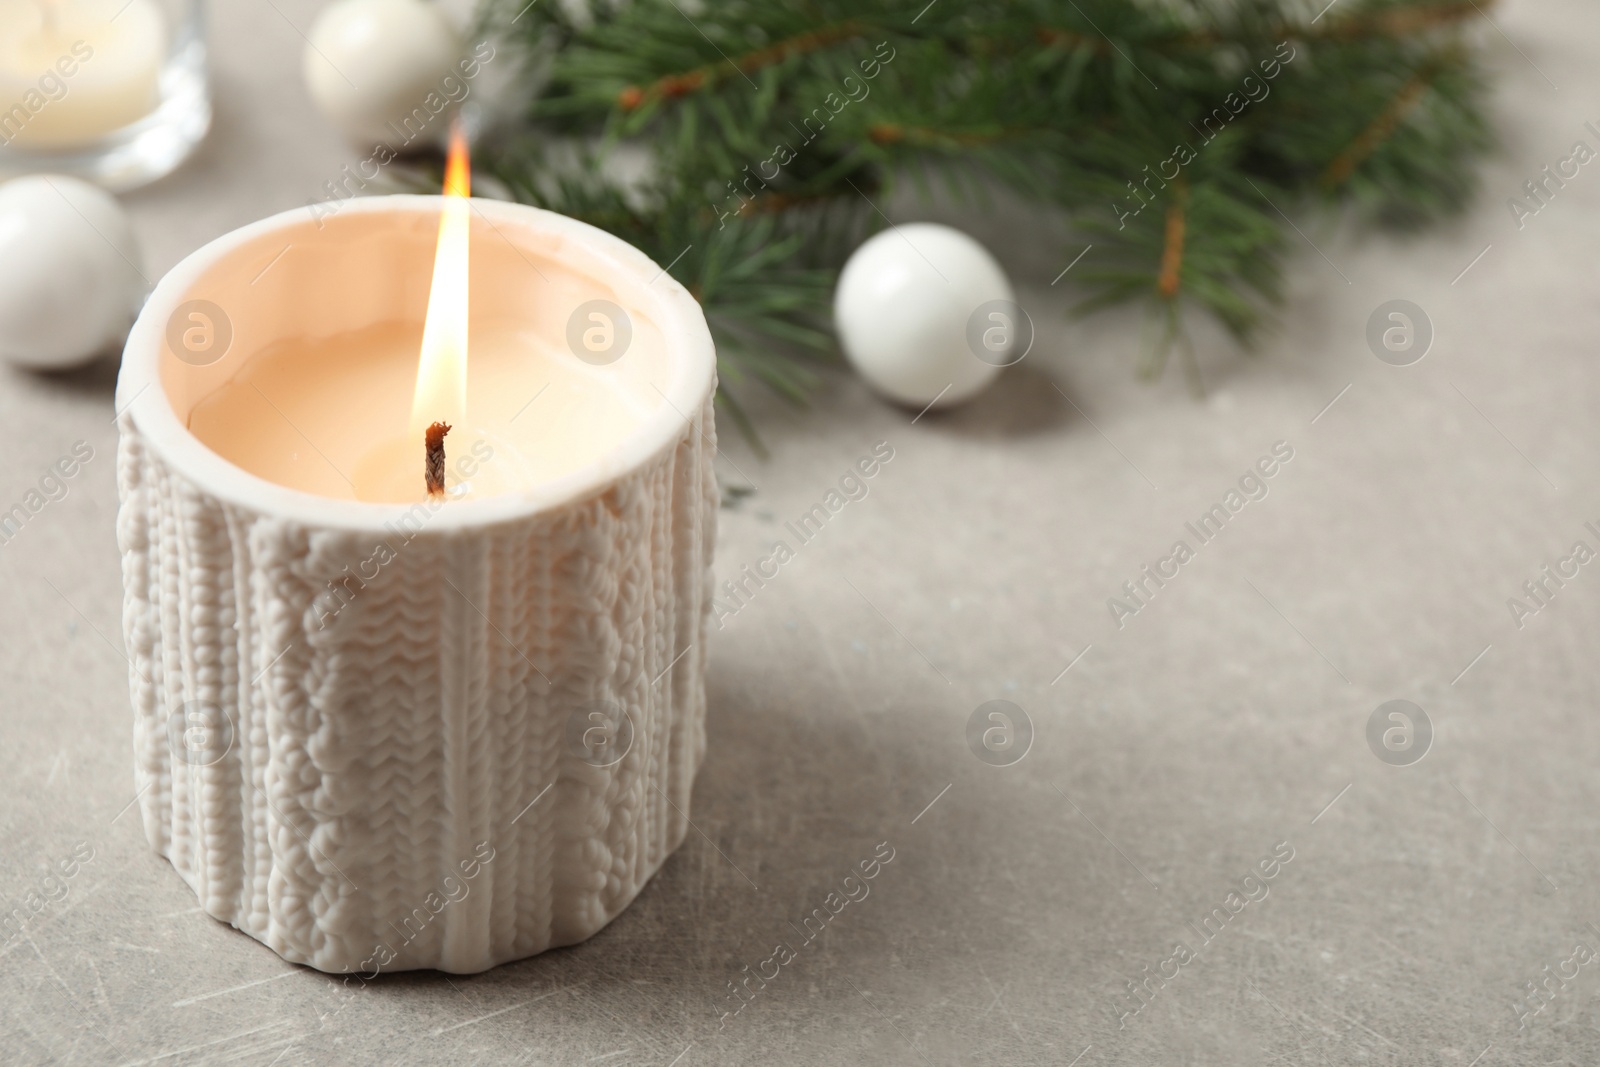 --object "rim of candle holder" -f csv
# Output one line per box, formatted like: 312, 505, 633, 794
114, 195, 717, 532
